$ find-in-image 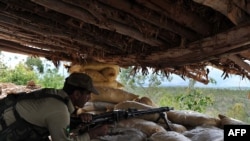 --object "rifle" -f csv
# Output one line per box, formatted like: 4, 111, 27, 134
70, 106, 174, 135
